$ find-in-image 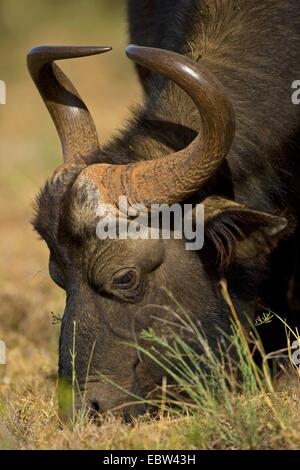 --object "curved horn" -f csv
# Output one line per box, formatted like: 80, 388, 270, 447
27, 46, 111, 163
80, 45, 235, 208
